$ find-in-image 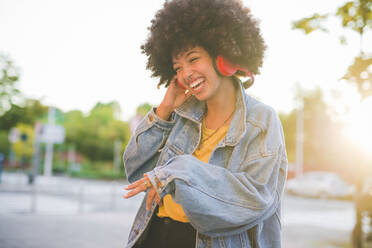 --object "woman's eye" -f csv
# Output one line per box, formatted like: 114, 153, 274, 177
190, 57, 199, 63
174, 67, 180, 73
